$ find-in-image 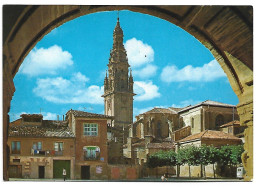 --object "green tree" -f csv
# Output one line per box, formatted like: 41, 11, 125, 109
219, 145, 233, 165
207, 145, 220, 178
177, 145, 200, 177
230, 145, 244, 165
198, 145, 220, 178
